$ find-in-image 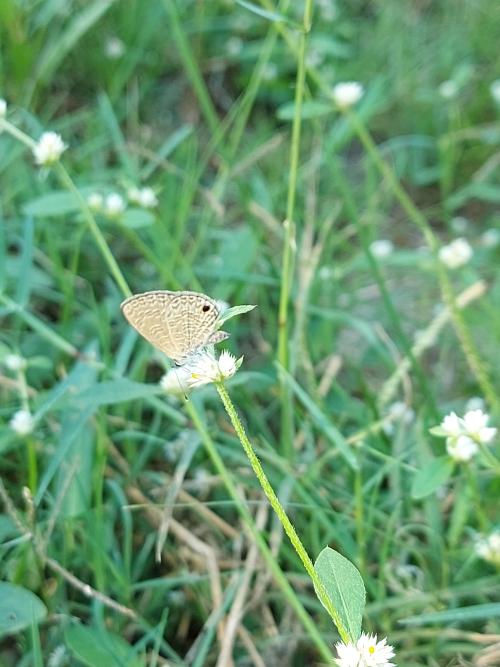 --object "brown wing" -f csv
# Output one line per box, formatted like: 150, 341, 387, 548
121, 290, 220, 363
